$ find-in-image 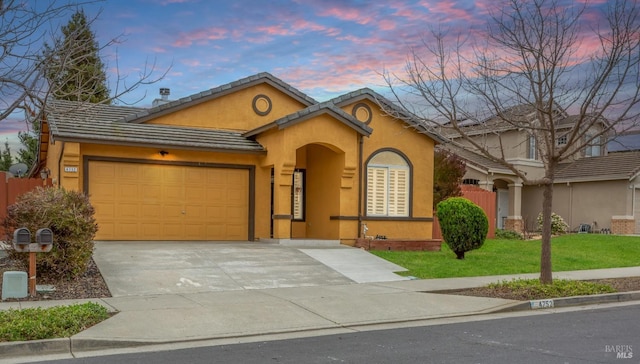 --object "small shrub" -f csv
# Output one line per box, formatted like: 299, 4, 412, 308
537, 212, 569, 235
488, 279, 616, 300
4, 187, 98, 279
0, 302, 110, 342
495, 229, 523, 240
436, 197, 488, 259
